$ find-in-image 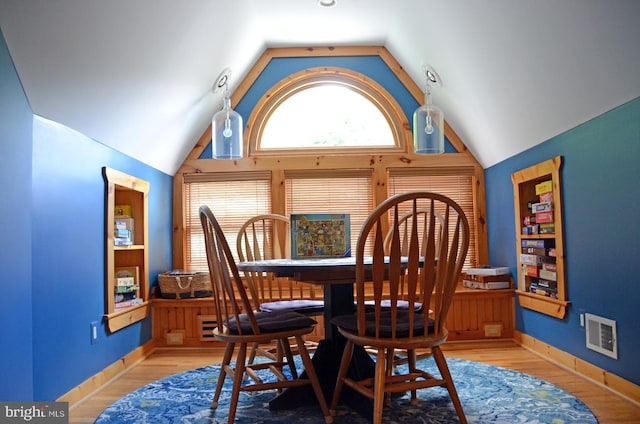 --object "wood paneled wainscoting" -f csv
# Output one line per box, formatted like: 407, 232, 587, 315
151, 284, 514, 347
